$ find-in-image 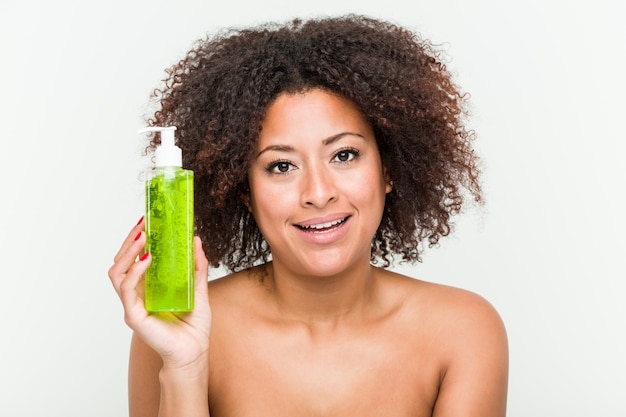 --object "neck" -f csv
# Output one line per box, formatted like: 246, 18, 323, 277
264, 260, 379, 325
